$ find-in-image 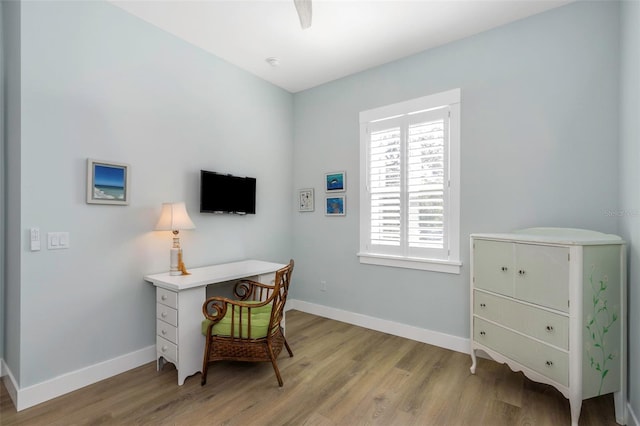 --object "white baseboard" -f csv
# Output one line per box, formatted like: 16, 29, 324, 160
4, 345, 155, 411
629, 402, 639, 426
2, 362, 18, 408
287, 299, 470, 354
